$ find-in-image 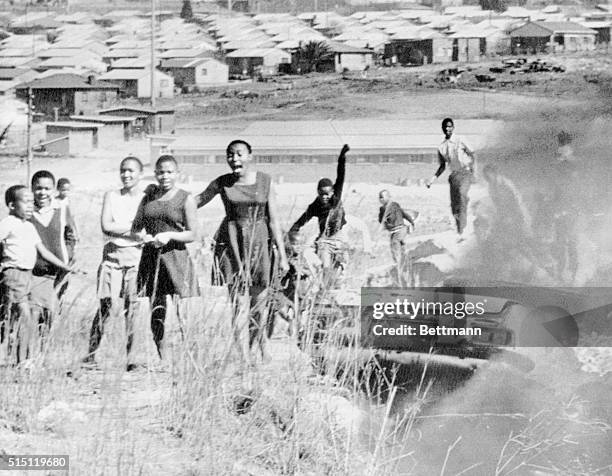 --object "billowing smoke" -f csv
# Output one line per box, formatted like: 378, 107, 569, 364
463, 104, 612, 286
